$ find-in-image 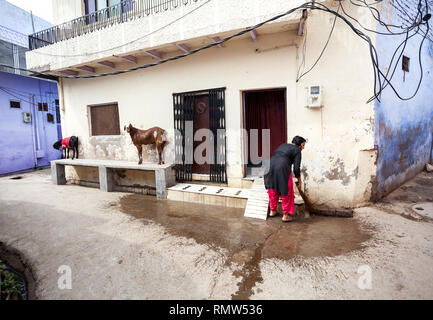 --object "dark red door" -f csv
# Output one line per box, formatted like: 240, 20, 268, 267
244, 89, 287, 165
192, 95, 211, 174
